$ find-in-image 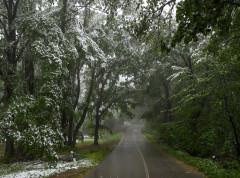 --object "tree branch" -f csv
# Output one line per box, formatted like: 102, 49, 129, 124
0, 69, 3, 76
13, 27, 26, 49
100, 98, 116, 118
224, 0, 240, 7
16, 40, 30, 62
3, 0, 10, 15
13, 0, 20, 18
0, 13, 8, 19
156, 0, 177, 18
0, 19, 9, 38
223, 36, 240, 47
